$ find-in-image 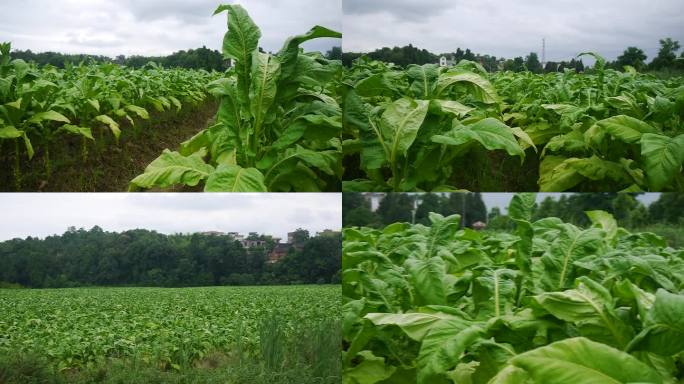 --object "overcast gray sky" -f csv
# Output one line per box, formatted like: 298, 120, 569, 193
0, 193, 341, 241
343, 0, 684, 62
0, 0, 341, 57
